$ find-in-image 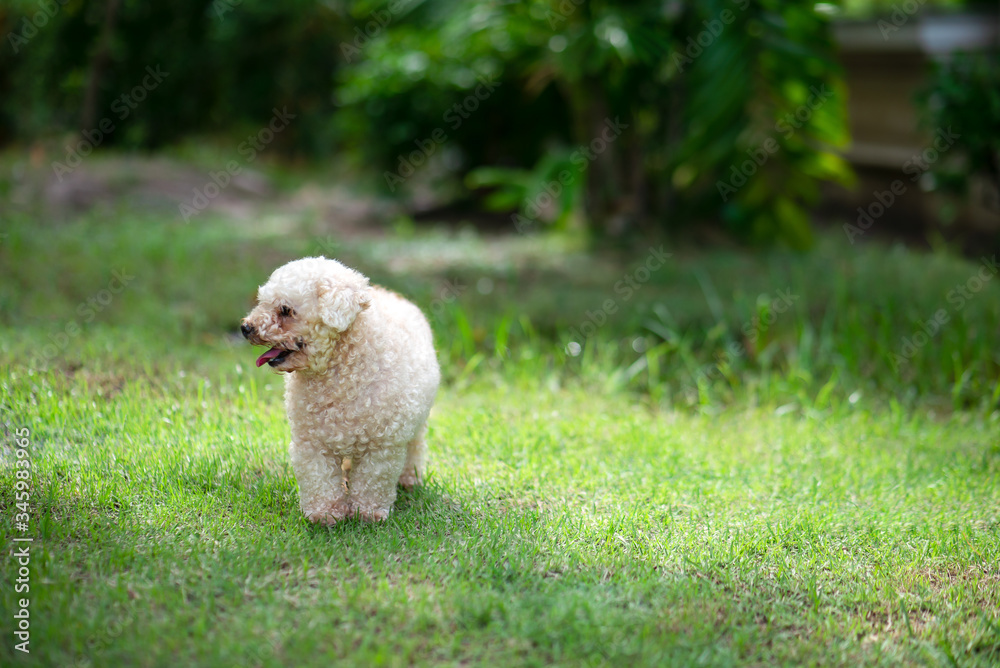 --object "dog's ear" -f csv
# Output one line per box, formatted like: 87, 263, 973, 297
318, 281, 371, 332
